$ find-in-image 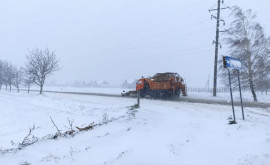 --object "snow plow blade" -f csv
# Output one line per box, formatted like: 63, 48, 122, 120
121, 90, 137, 97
